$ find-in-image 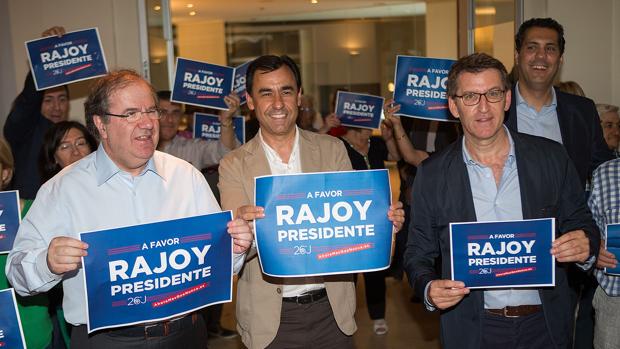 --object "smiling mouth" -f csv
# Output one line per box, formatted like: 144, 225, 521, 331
135, 135, 152, 141
531, 64, 548, 71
